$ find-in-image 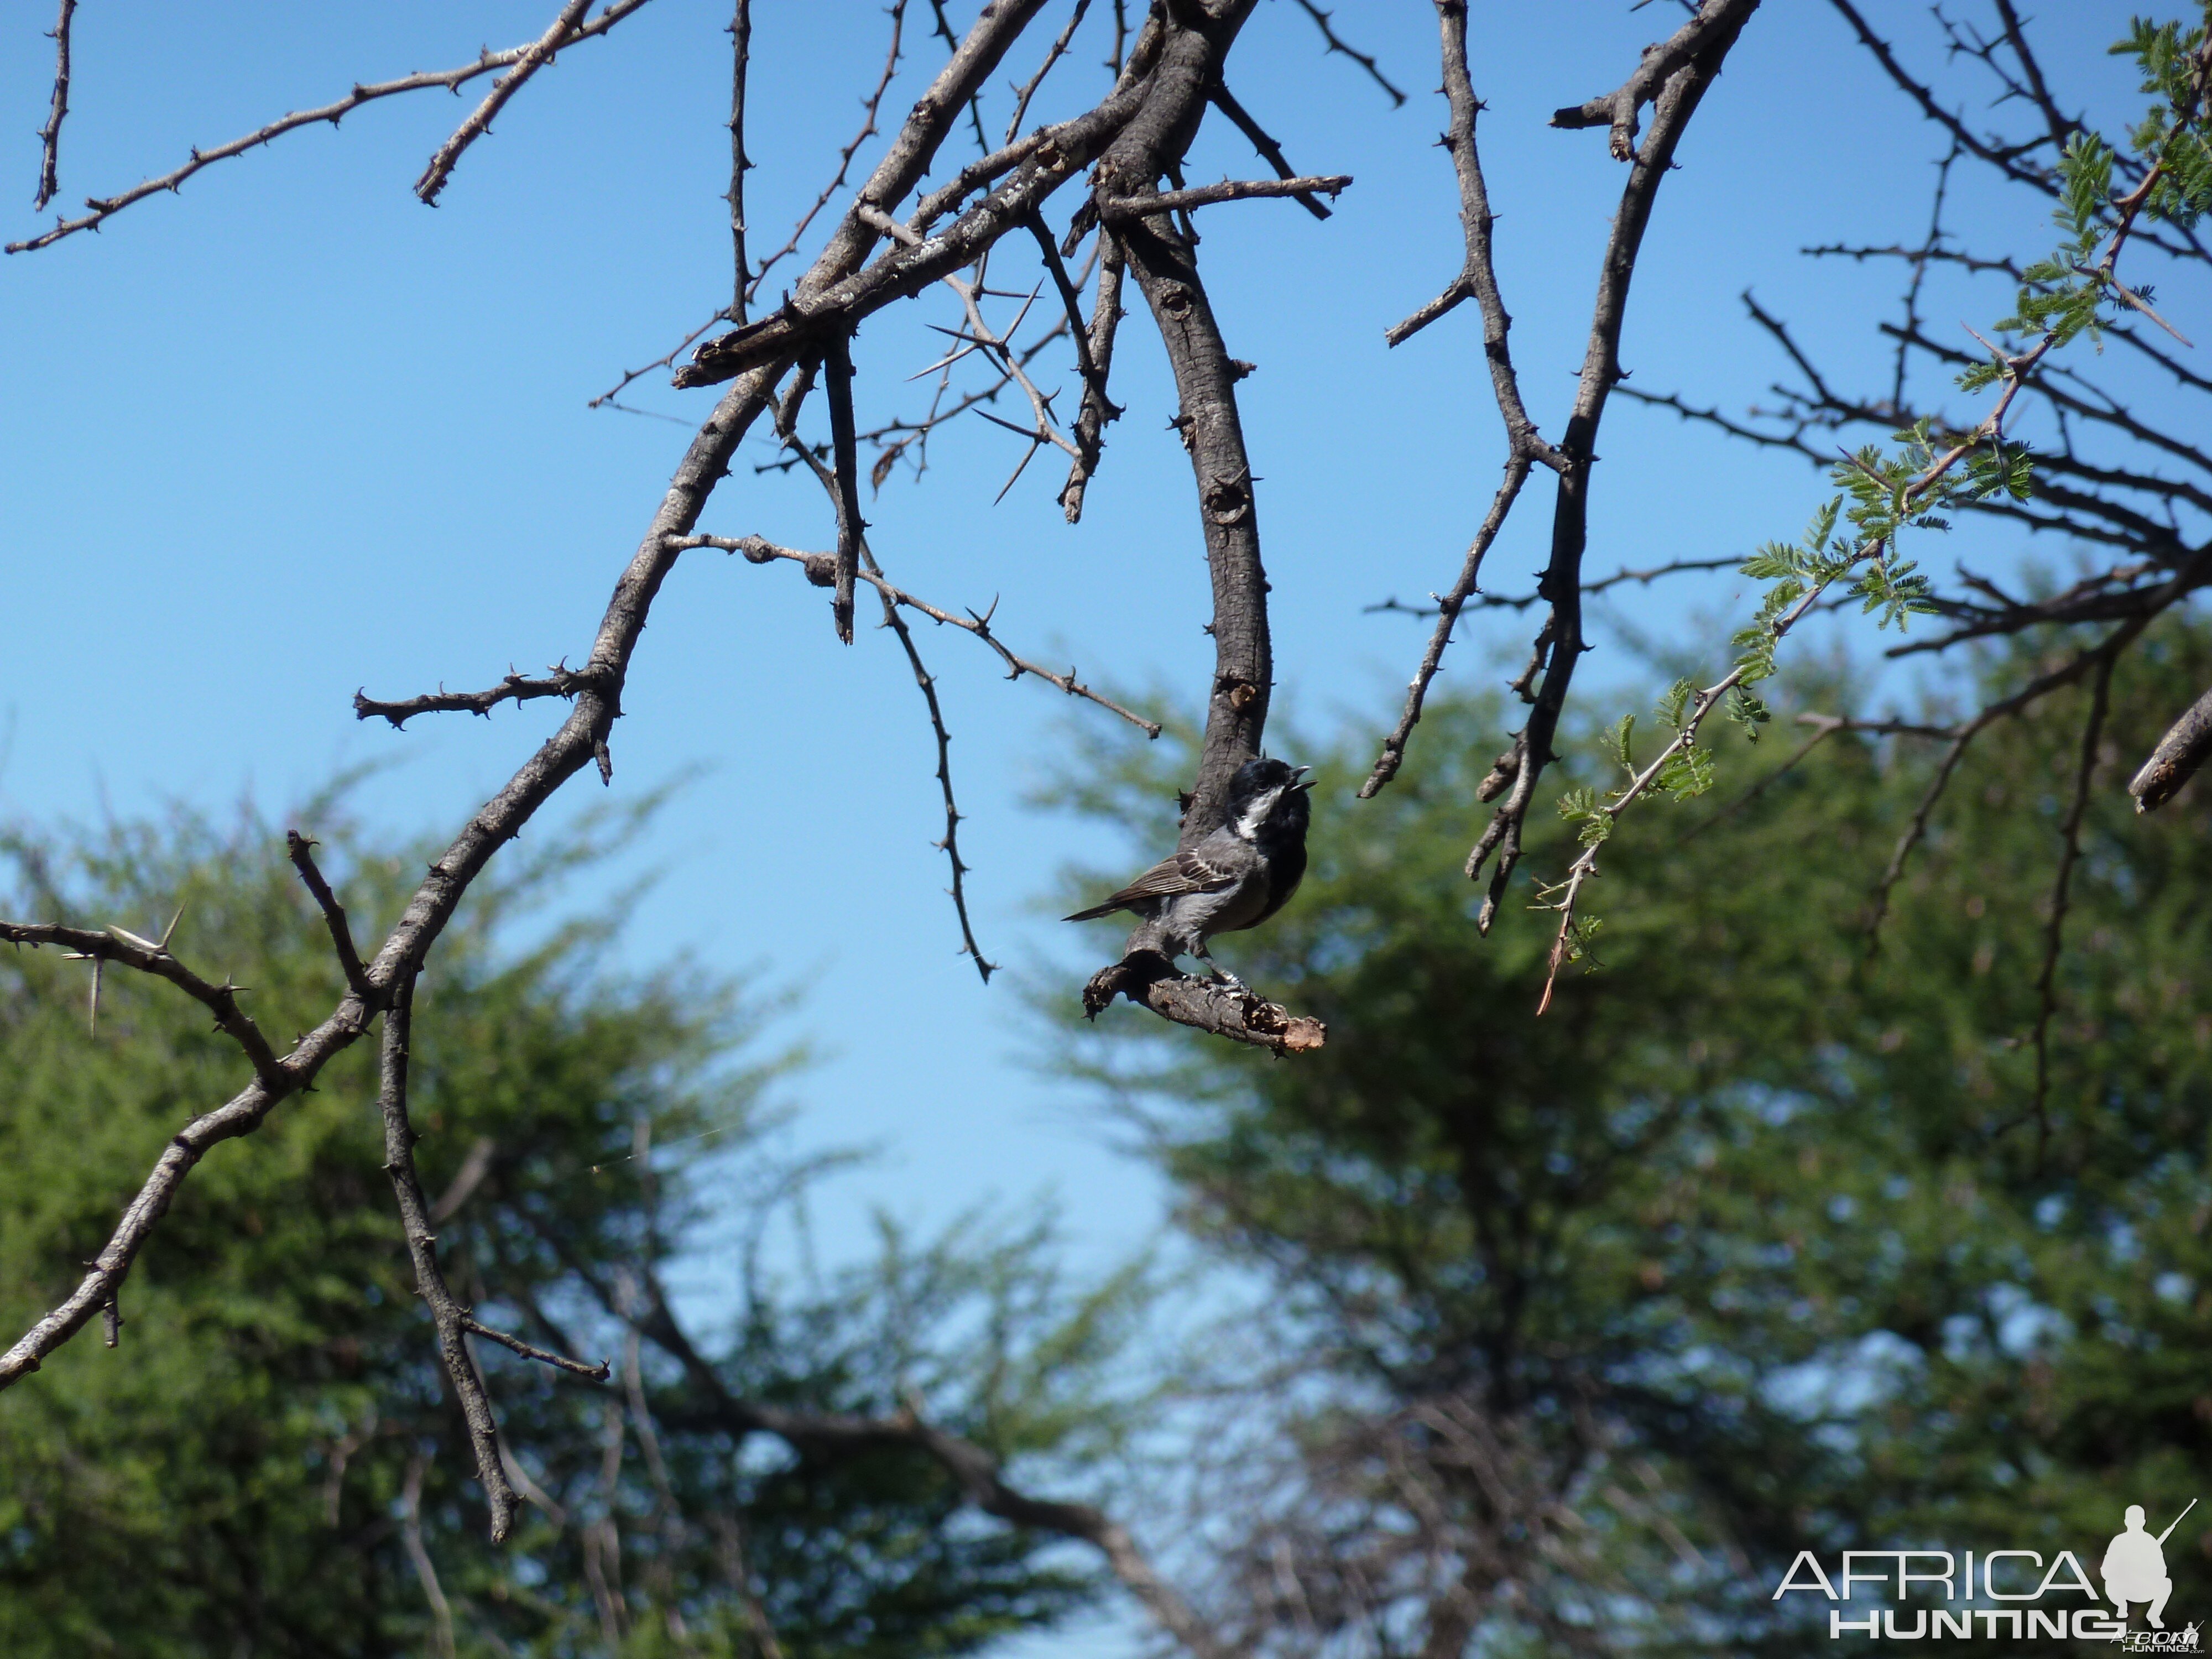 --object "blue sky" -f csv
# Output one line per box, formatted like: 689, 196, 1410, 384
0, 4, 2174, 1641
